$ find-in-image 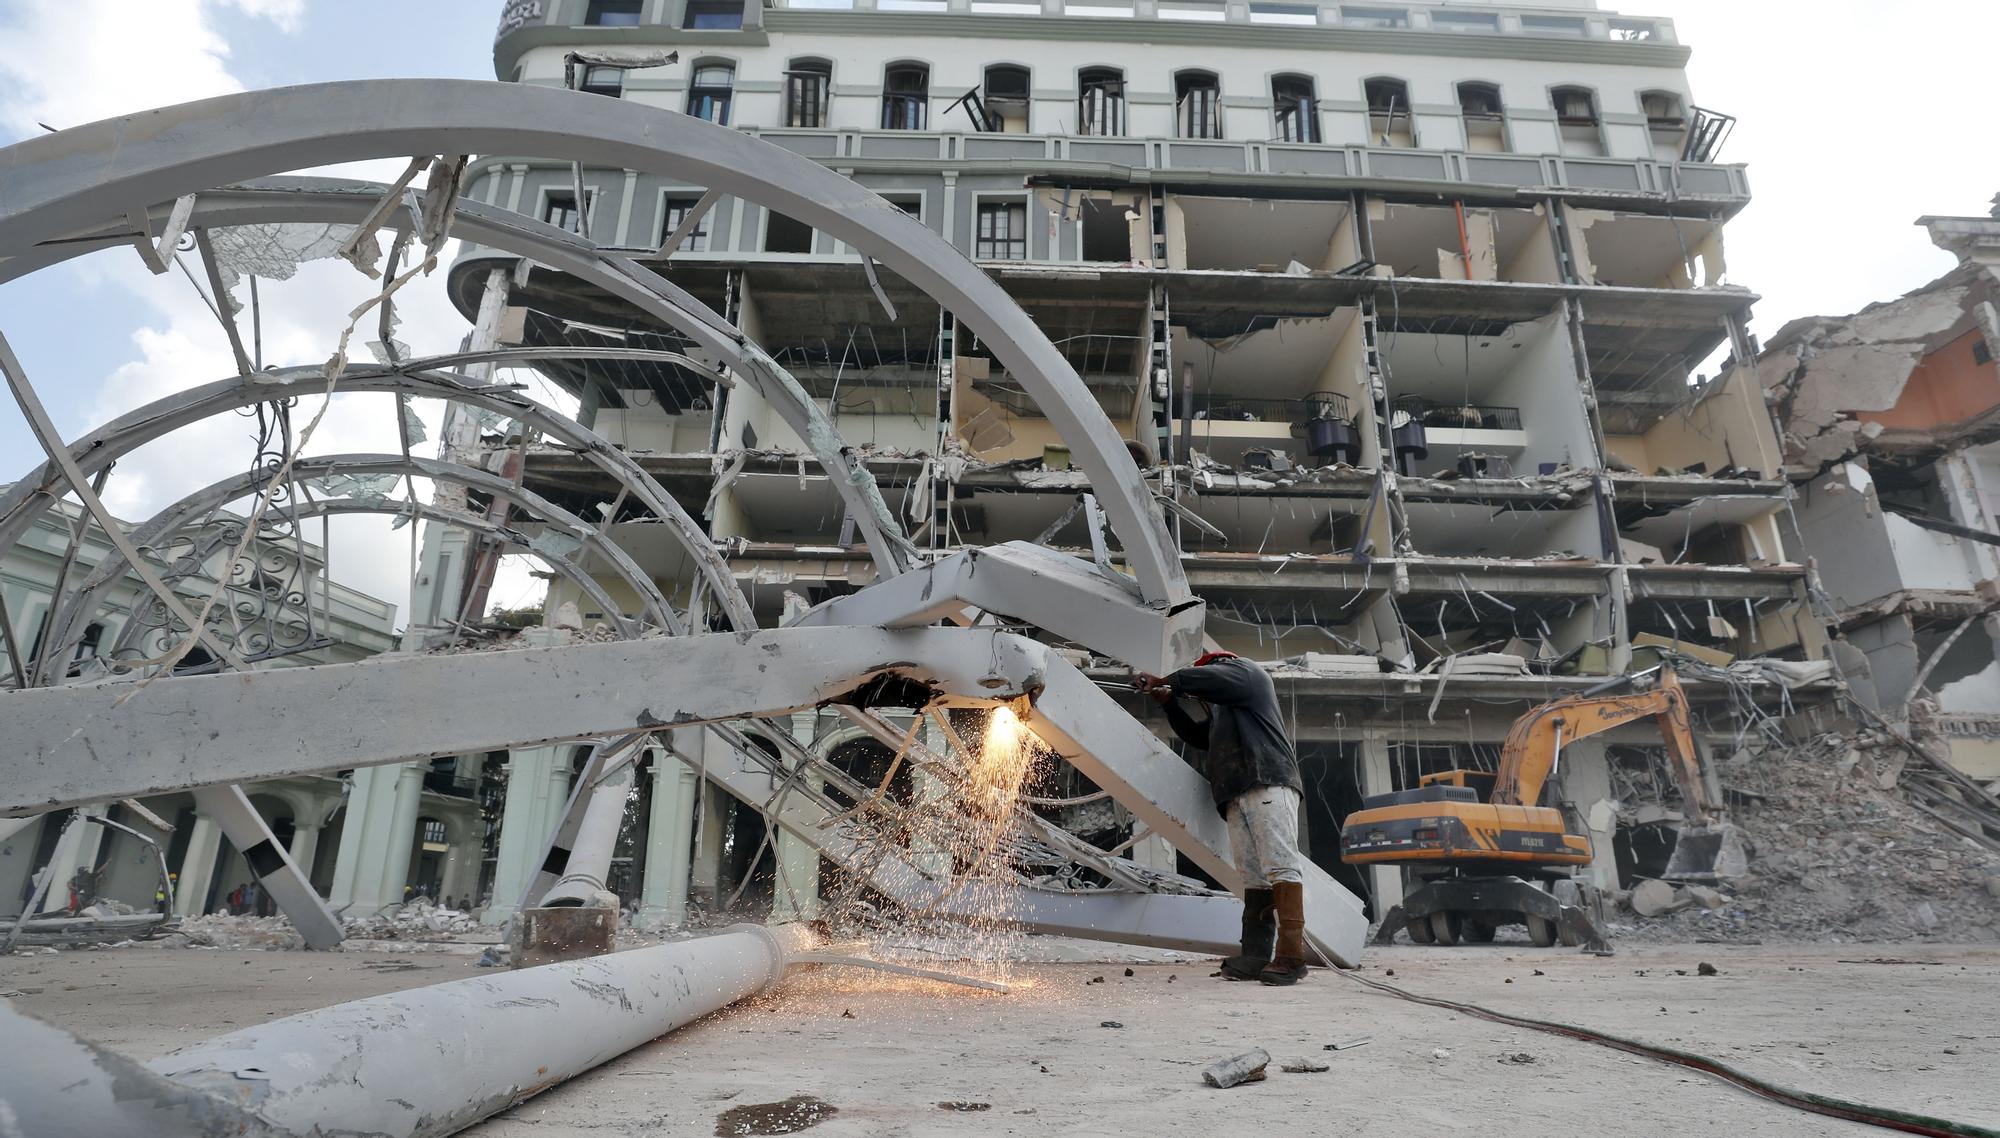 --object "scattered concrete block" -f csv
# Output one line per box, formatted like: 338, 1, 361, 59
1630, 879, 1691, 918
1686, 885, 1729, 910
1202, 1049, 1271, 1089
